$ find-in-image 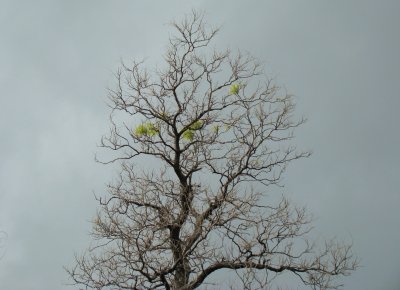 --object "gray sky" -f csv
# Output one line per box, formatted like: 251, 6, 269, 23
0, 1, 399, 289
